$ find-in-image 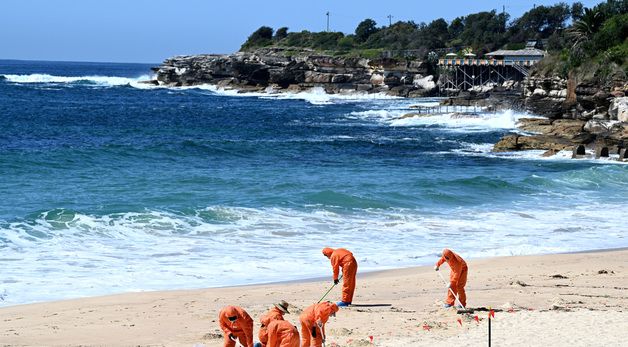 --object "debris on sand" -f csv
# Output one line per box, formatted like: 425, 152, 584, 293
550, 274, 568, 279
510, 280, 529, 287
201, 332, 222, 340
